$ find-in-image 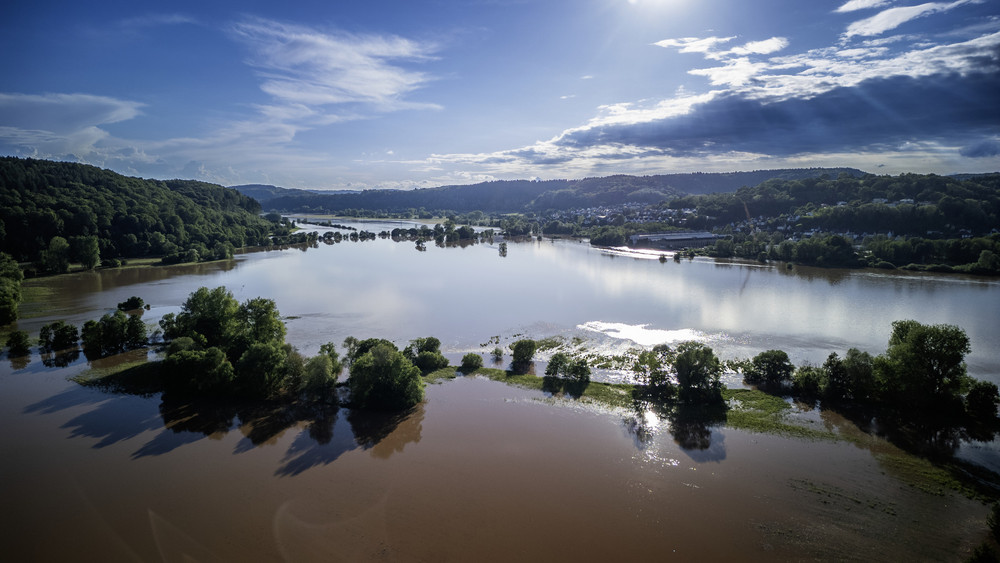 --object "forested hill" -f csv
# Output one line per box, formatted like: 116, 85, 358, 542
228, 183, 354, 204
0, 157, 273, 268
257, 168, 864, 214
667, 172, 1000, 236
